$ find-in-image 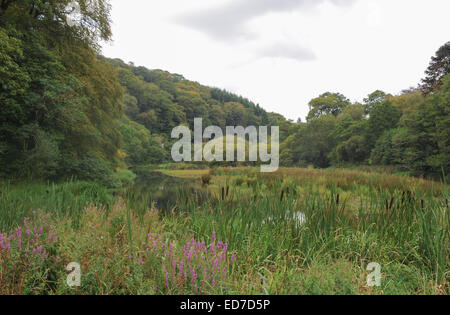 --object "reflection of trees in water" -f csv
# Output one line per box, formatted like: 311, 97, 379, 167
132, 170, 196, 212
